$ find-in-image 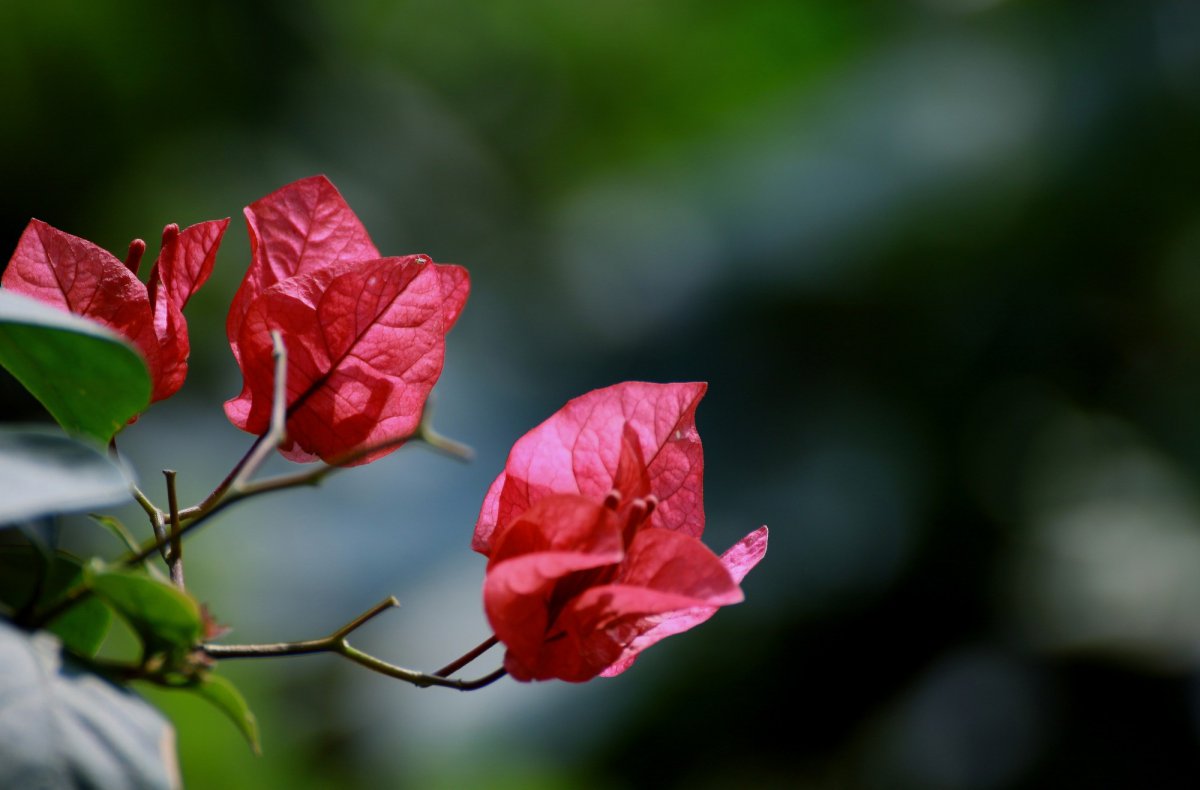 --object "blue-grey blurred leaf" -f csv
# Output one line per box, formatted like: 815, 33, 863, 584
0, 619, 180, 789
0, 427, 132, 524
